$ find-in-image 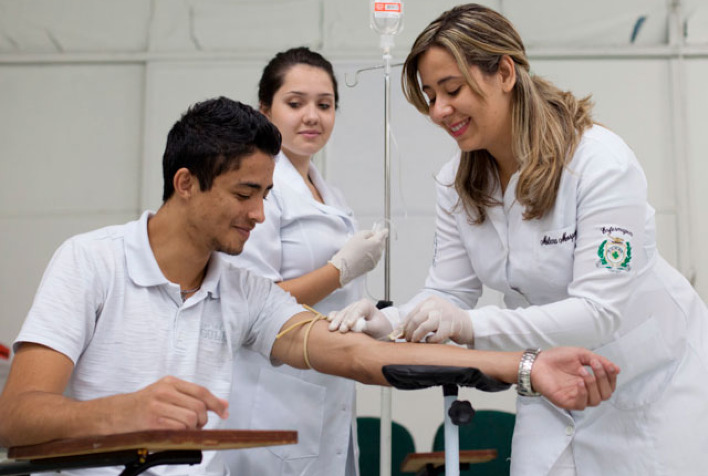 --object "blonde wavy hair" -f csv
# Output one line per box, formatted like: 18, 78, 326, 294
402, 3, 594, 223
